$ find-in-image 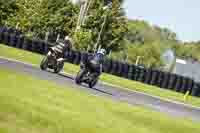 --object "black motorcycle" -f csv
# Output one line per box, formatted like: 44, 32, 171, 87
75, 60, 100, 88
40, 47, 65, 73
